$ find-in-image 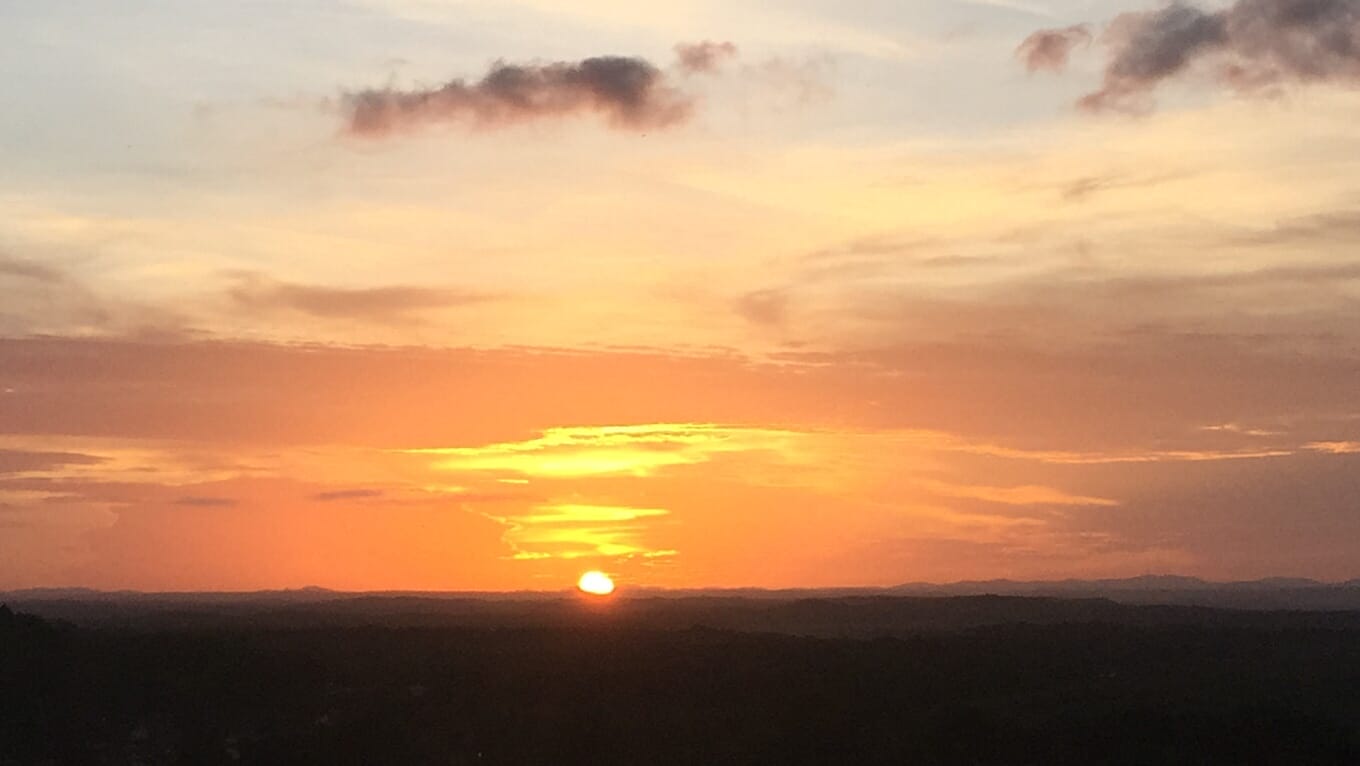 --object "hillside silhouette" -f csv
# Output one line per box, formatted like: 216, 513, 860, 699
4, 594, 1360, 764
